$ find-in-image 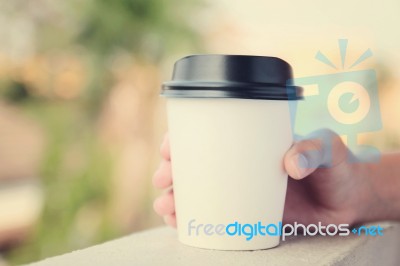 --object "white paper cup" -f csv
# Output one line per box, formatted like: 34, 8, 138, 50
161, 55, 301, 250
